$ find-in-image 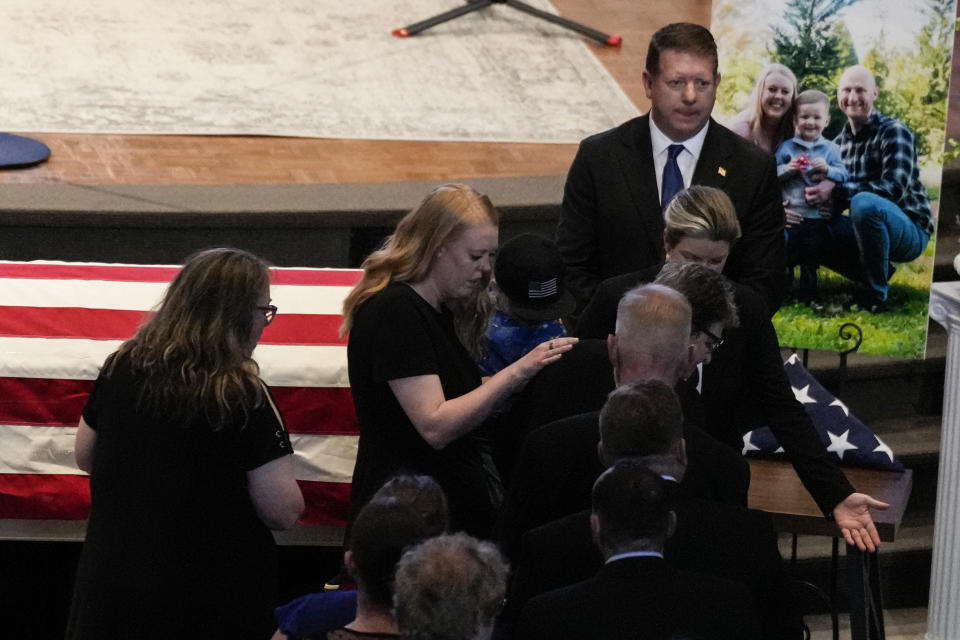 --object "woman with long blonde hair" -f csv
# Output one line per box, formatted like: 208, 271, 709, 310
68, 248, 303, 640
729, 63, 798, 153
342, 184, 576, 537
